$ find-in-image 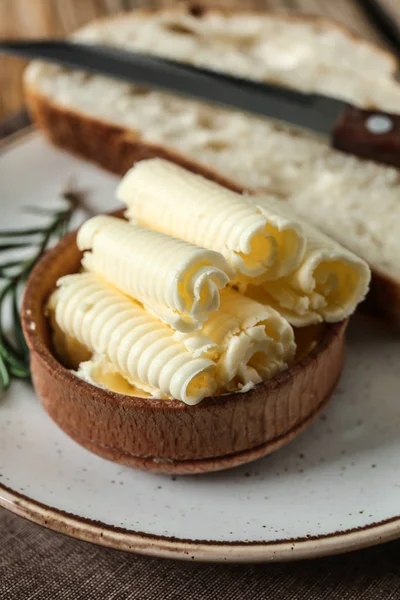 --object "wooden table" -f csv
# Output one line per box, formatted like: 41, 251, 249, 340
0, 0, 399, 121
